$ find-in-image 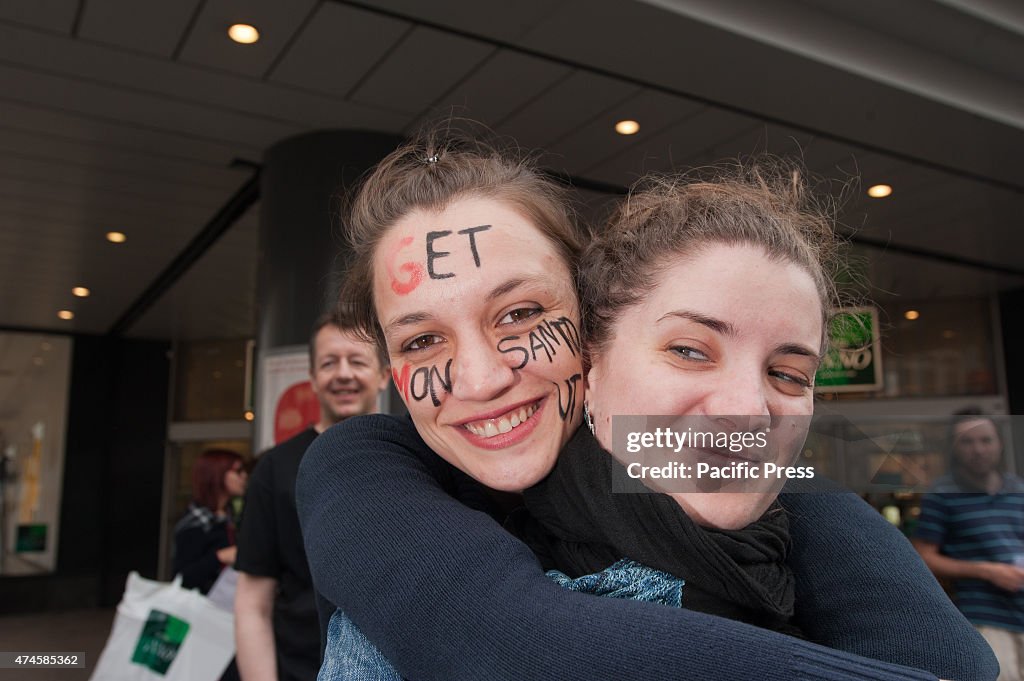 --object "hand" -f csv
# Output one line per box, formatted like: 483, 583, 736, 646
216, 546, 238, 566
980, 562, 1024, 591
